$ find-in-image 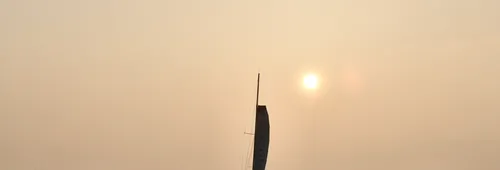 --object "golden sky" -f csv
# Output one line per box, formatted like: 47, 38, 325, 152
1, 0, 500, 169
